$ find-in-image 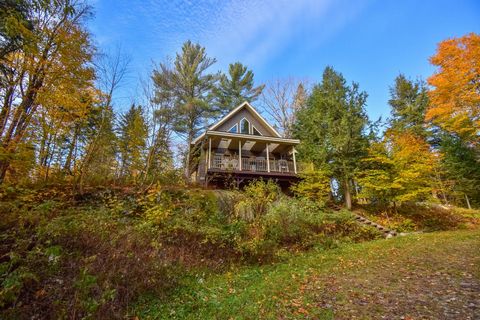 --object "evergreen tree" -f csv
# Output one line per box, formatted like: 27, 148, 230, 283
0, 0, 31, 60
388, 74, 429, 138
213, 62, 264, 114
295, 67, 369, 209
152, 41, 217, 181
439, 134, 480, 208
143, 89, 175, 182
77, 105, 118, 189
118, 104, 148, 181
293, 83, 308, 111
